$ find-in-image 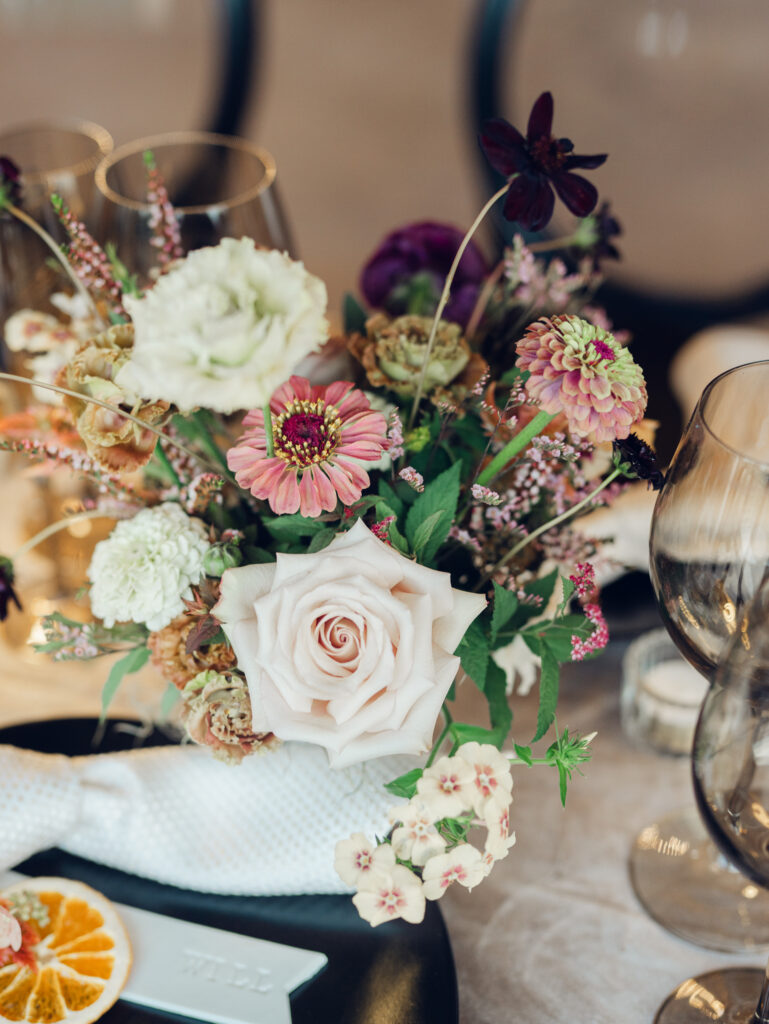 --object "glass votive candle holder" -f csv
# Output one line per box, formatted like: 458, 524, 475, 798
620, 628, 709, 756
